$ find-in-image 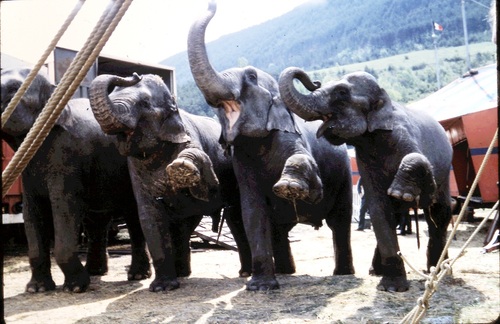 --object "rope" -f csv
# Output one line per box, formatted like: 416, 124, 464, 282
2, 0, 133, 197
399, 128, 498, 324
1, 0, 85, 128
